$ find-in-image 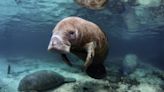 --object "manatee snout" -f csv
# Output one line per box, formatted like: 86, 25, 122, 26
48, 35, 70, 54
